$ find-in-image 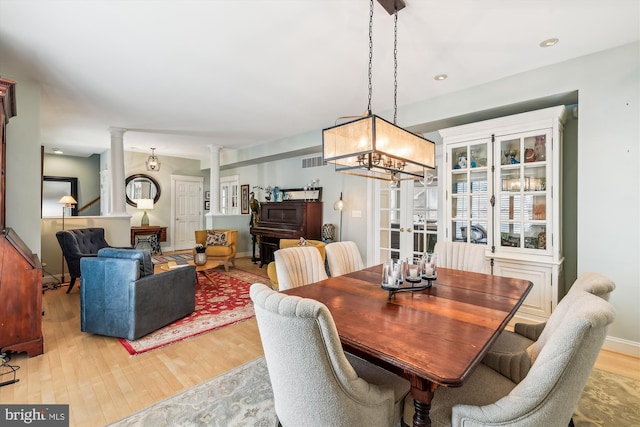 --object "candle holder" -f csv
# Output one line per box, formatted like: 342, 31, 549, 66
381, 256, 436, 299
